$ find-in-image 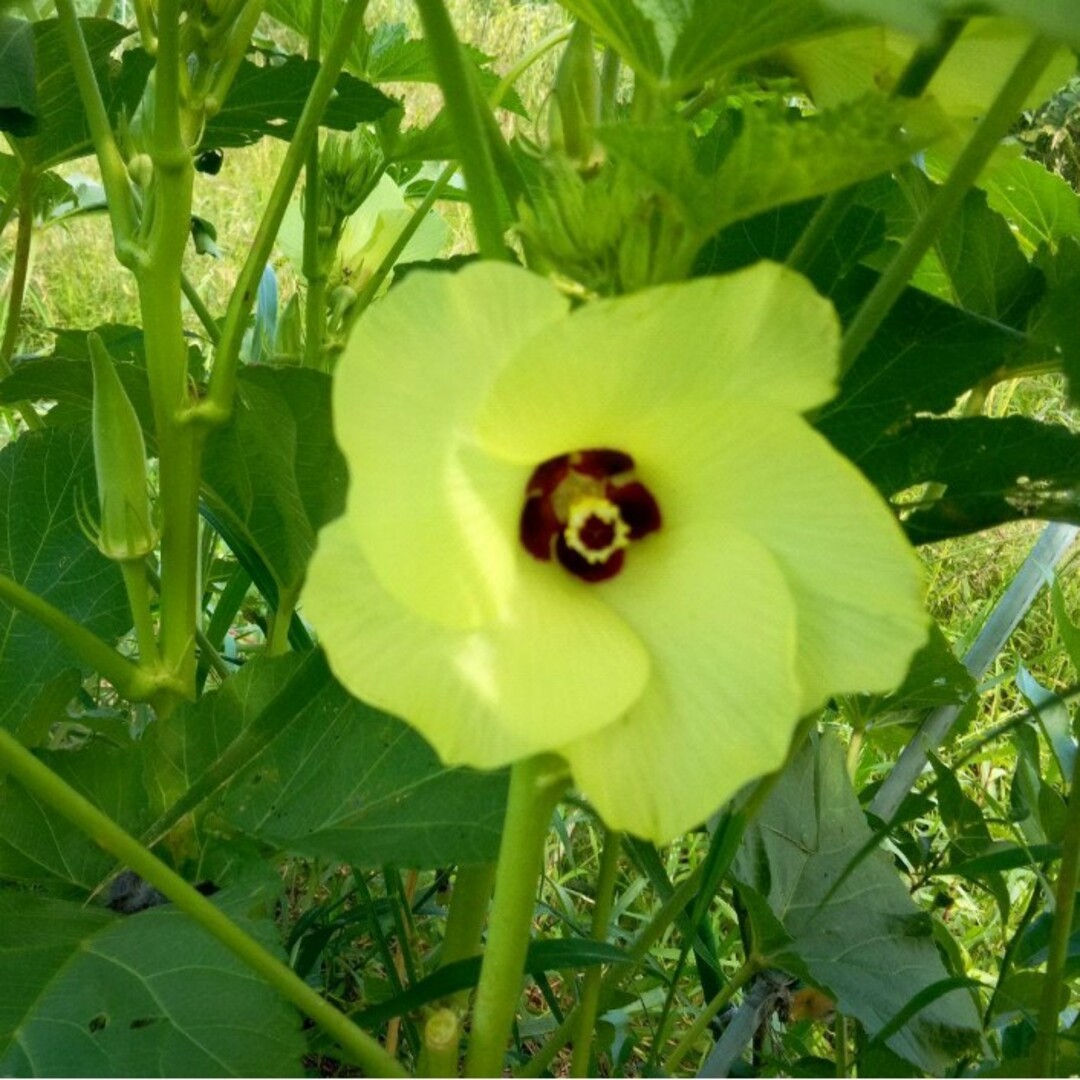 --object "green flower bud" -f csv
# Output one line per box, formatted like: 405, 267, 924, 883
89, 334, 158, 562
127, 153, 153, 189
550, 21, 600, 165
320, 128, 385, 232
